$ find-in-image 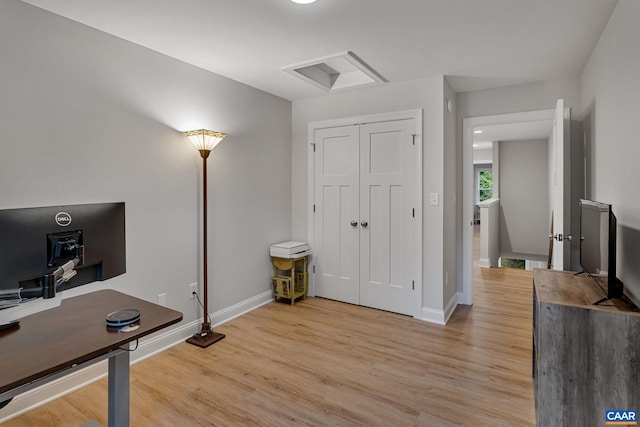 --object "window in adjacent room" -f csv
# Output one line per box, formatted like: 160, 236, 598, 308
477, 168, 493, 202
